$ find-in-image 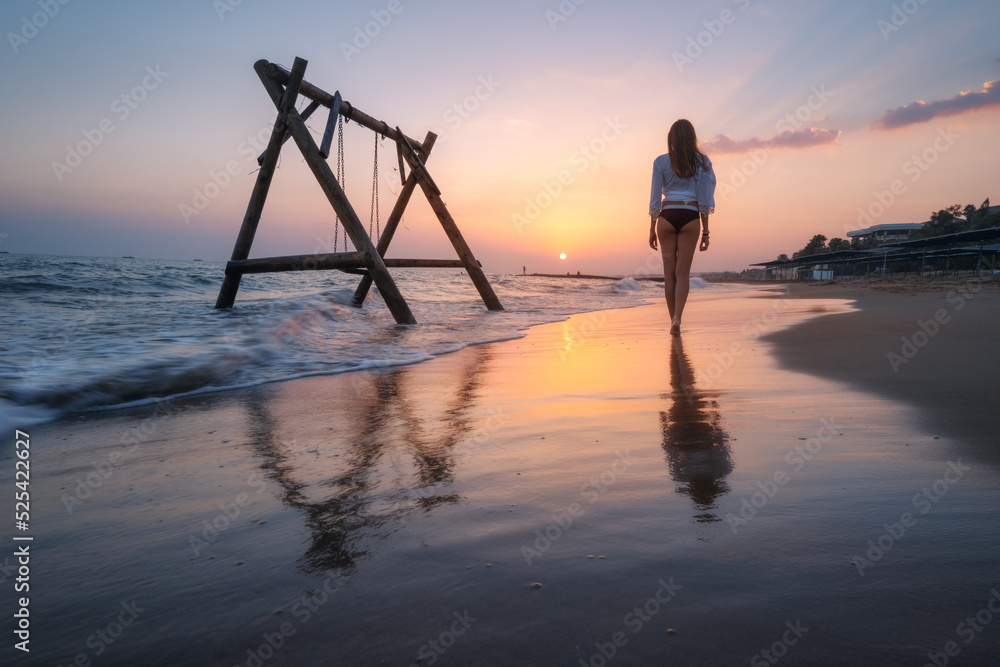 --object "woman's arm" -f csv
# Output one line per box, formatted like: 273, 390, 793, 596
697, 157, 715, 252
696, 157, 716, 217
649, 156, 663, 219
649, 157, 665, 250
